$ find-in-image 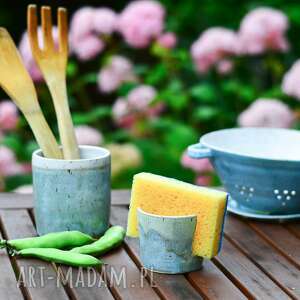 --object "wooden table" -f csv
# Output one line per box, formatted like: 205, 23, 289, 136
0, 191, 299, 300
